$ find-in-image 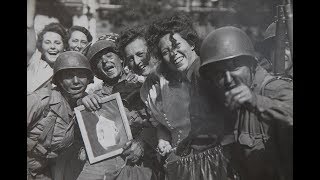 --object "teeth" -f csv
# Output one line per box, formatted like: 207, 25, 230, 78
174, 57, 182, 63
105, 67, 114, 72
